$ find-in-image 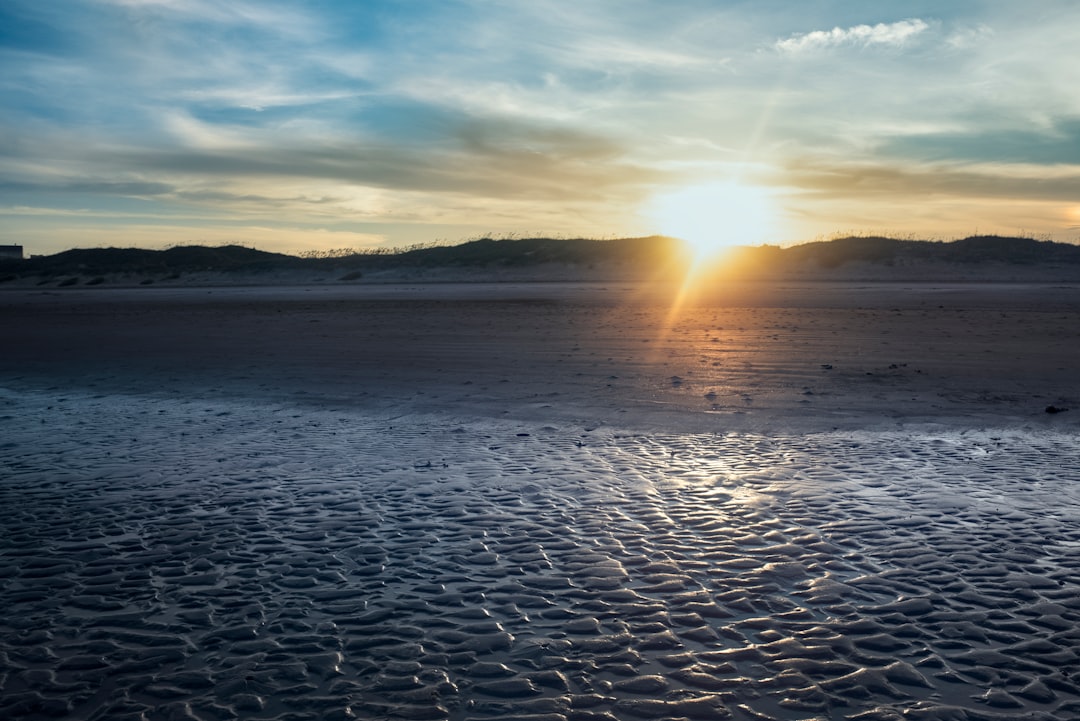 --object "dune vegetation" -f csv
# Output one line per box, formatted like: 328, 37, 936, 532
2, 235, 1079, 285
